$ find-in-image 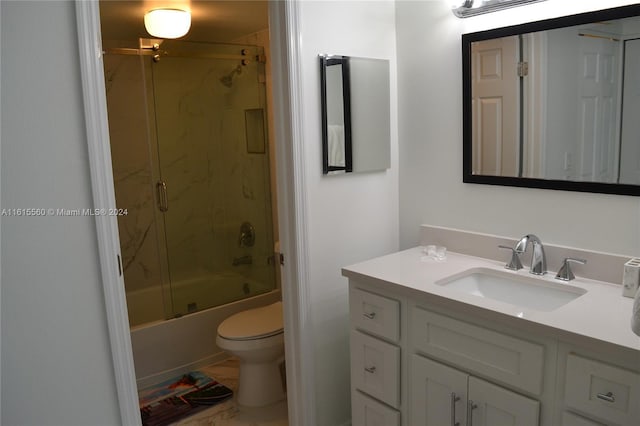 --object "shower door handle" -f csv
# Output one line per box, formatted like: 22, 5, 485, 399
157, 181, 169, 212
